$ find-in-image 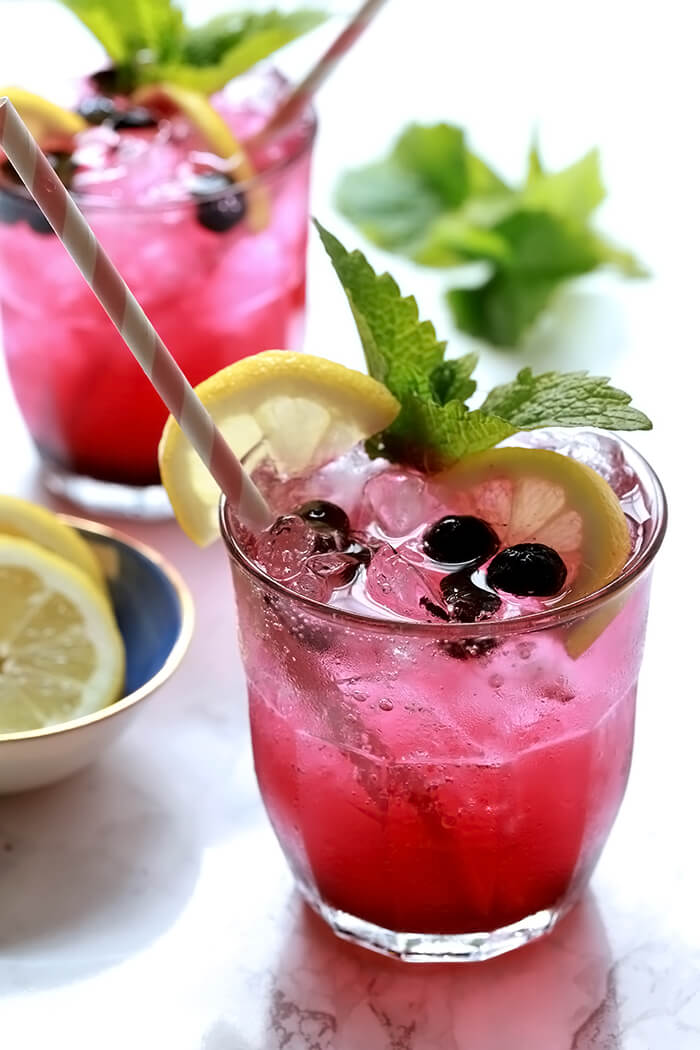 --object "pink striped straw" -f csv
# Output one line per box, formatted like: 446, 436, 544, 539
253, 0, 390, 143
0, 97, 272, 531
